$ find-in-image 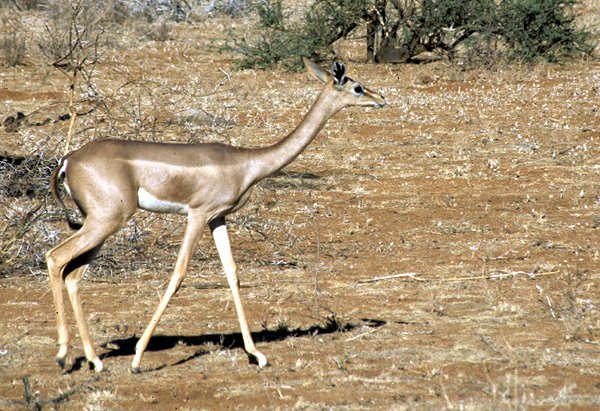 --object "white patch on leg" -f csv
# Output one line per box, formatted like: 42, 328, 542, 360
137, 187, 189, 214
